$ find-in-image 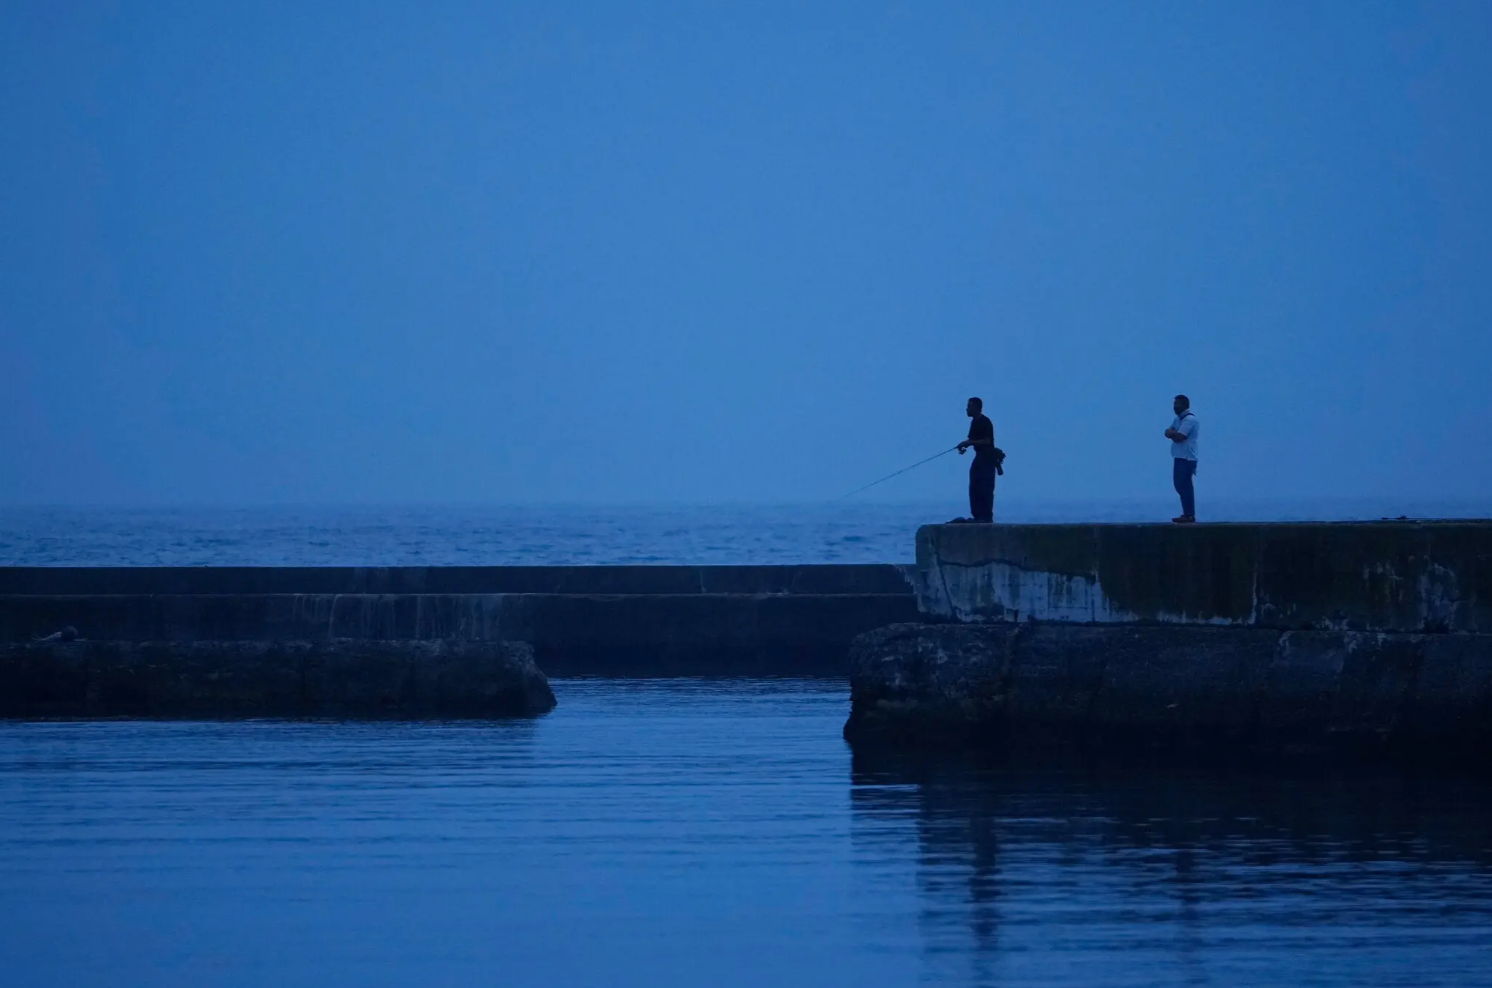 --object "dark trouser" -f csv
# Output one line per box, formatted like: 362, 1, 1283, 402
969, 461, 996, 523
1173, 458, 1196, 518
